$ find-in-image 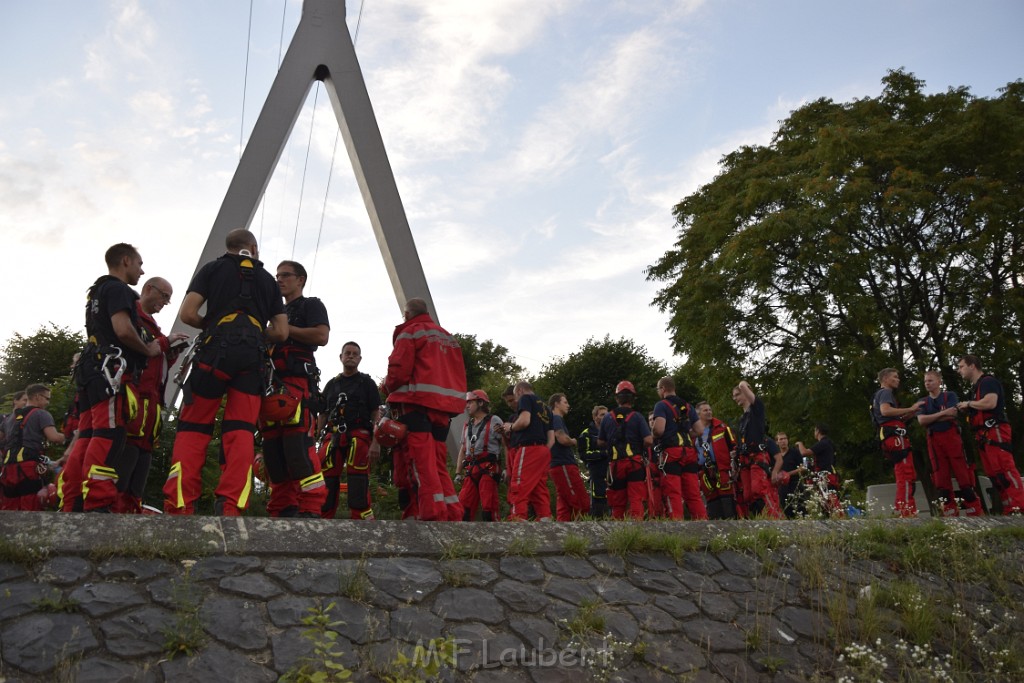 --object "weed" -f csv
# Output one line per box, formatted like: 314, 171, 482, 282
32, 592, 80, 613
280, 601, 353, 682
563, 598, 606, 639
605, 525, 696, 561
0, 536, 51, 565
338, 558, 370, 602
707, 527, 783, 559
761, 655, 786, 674
562, 533, 590, 558
160, 565, 206, 659
439, 540, 479, 561
88, 533, 212, 563
381, 636, 456, 683
505, 537, 538, 557
441, 569, 472, 588
854, 585, 882, 644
